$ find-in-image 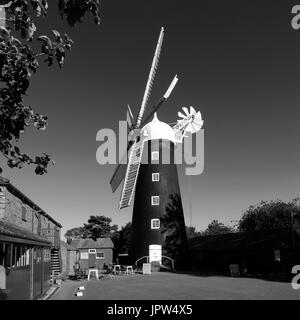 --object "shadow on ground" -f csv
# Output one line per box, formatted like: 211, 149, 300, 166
175, 269, 293, 283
